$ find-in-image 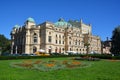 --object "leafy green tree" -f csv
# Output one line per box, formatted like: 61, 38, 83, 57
84, 43, 90, 54
110, 26, 120, 54
0, 34, 11, 54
